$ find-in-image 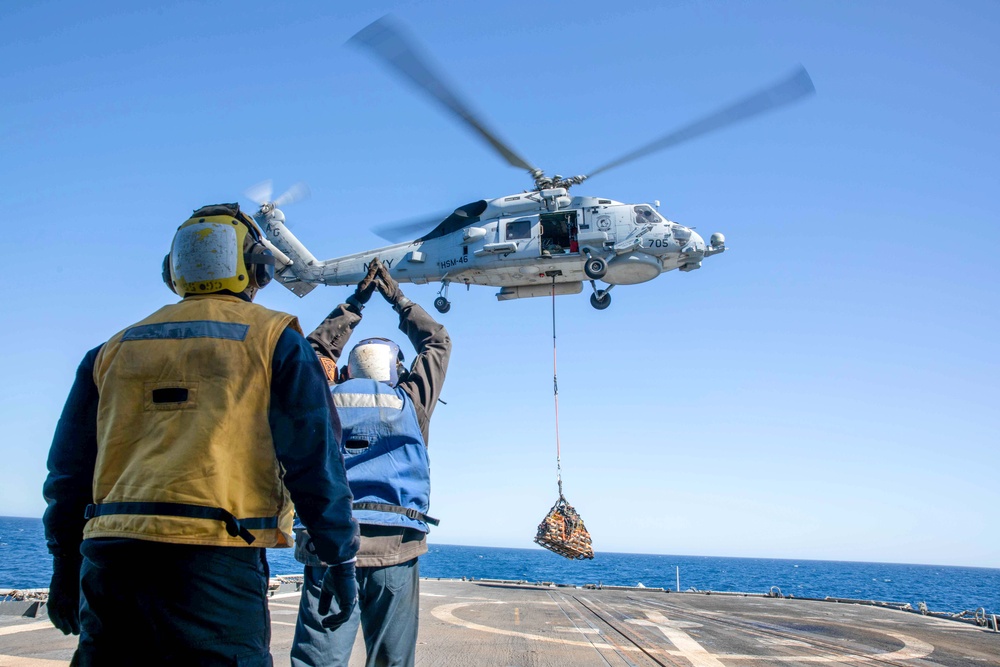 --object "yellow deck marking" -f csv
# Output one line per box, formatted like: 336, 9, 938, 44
514, 608, 519, 626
